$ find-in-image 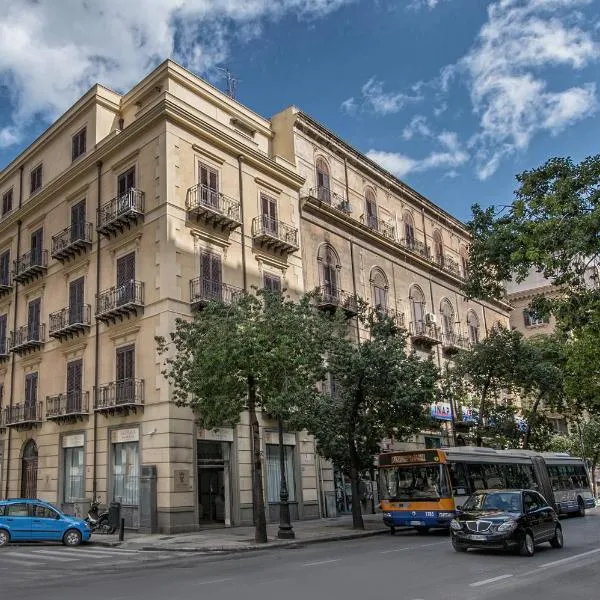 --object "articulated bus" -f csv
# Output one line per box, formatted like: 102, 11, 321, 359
378, 447, 595, 534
